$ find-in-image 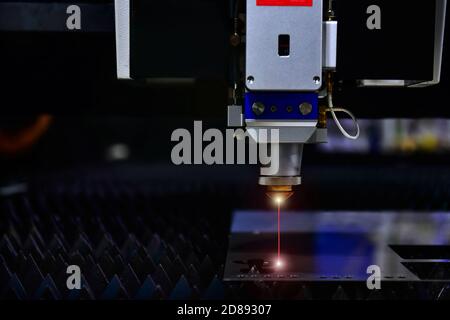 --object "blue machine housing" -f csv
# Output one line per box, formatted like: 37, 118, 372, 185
244, 92, 319, 121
